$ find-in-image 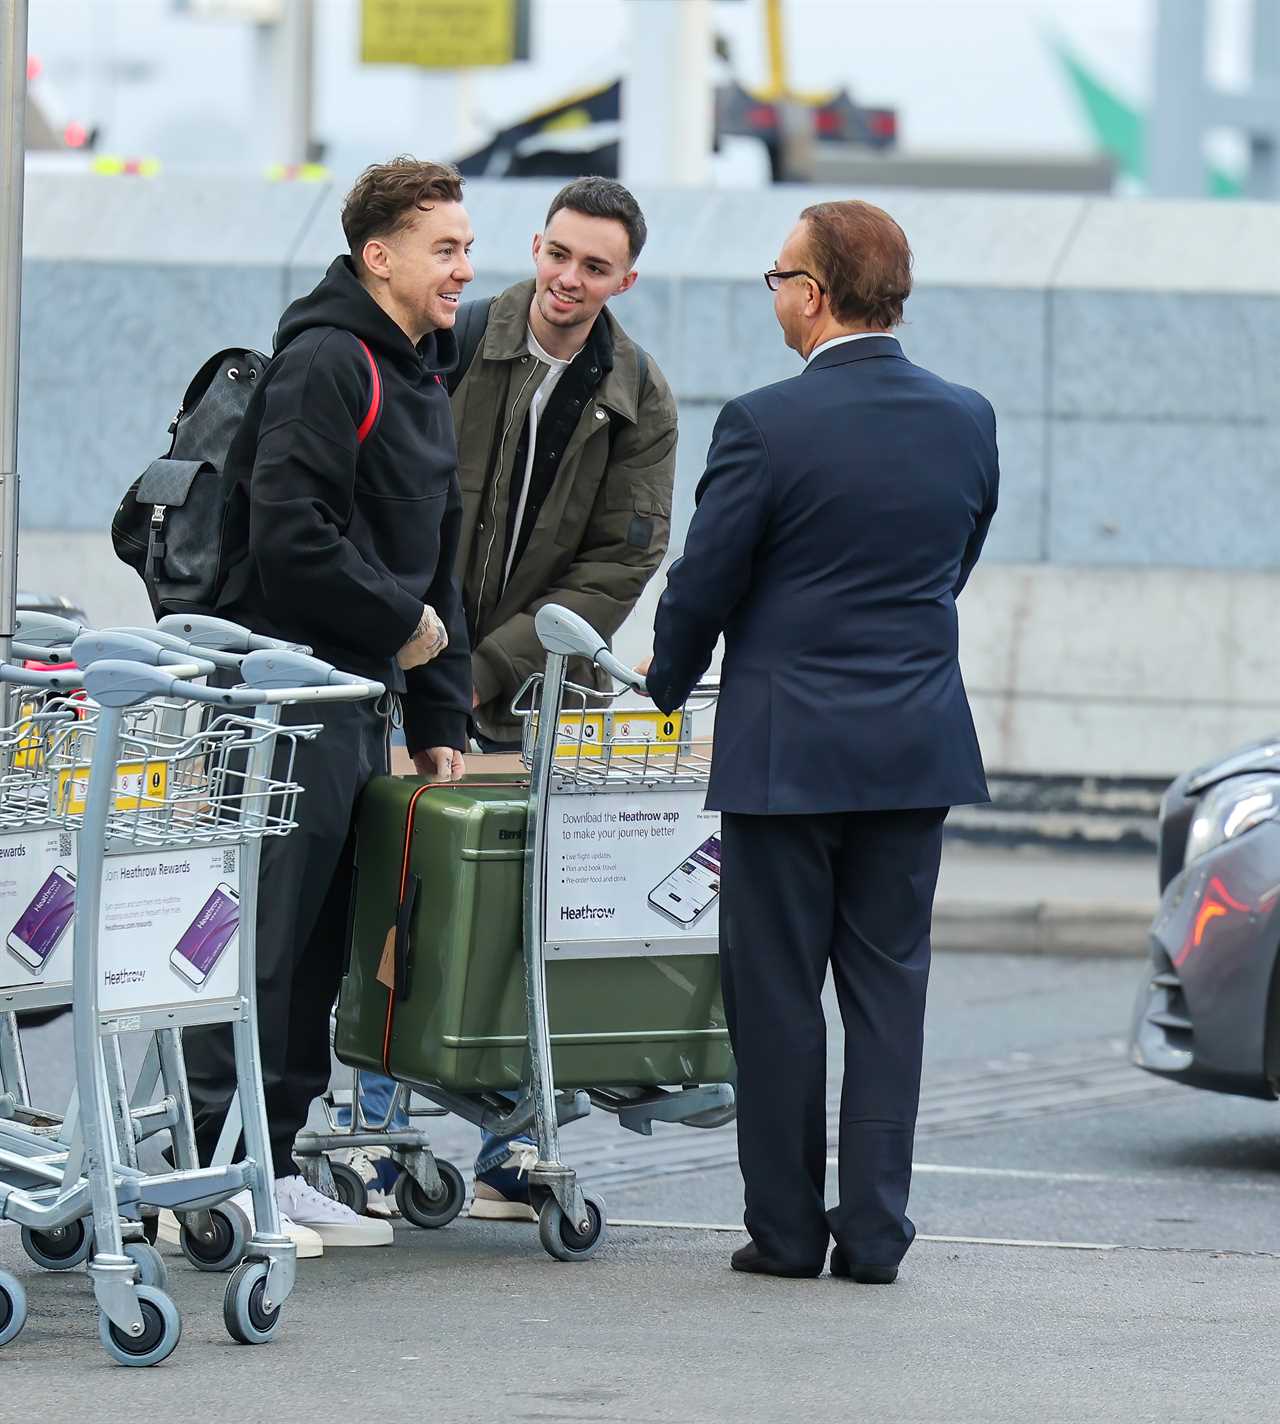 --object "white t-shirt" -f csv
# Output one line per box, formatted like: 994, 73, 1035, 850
503, 325, 575, 588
